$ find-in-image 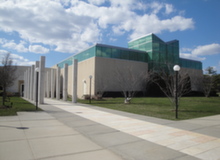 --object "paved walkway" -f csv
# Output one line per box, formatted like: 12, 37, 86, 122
1, 98, 220, 160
